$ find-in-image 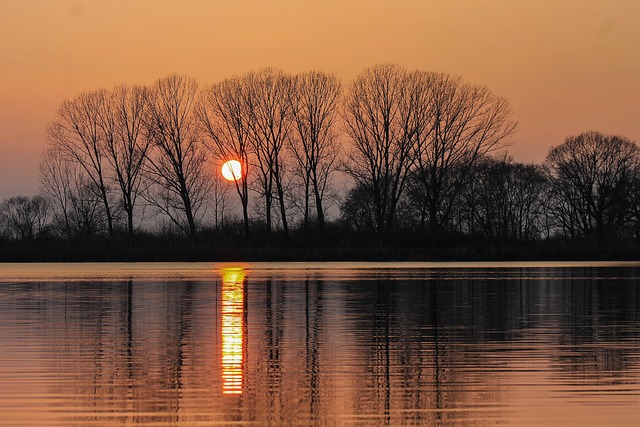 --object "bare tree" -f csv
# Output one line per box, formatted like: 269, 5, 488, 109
143, 74, 211, 239
39, 146, 76, 238
197, 76, 252, 238
245, 69, 294, 239
544, 131, 640, 238
629, 166, 640, 239
69, 177, 107, 237
463, 156, 547, 240
98, 84, 151, 238
289, 71, 342, 230
0, 195, 51, 240
342, 64, 418, 235
39, 147, 106, 238
210, 172, 232, 230
46, 90, 116, 235
340, 183, 377, 232
412, 73, 517, 236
